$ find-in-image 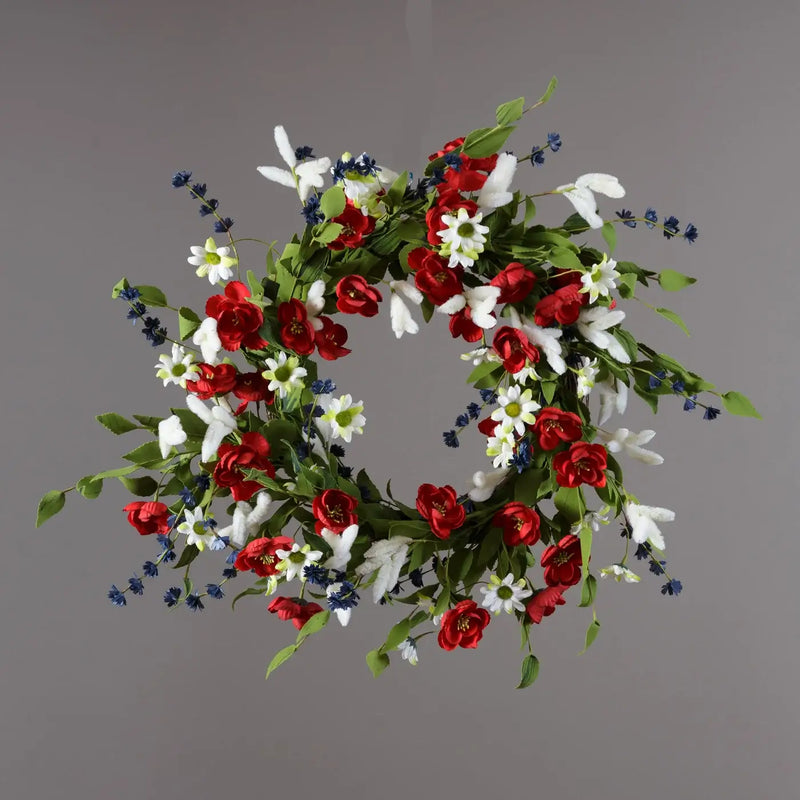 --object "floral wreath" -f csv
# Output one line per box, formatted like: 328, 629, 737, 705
38, 79, 760, 687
